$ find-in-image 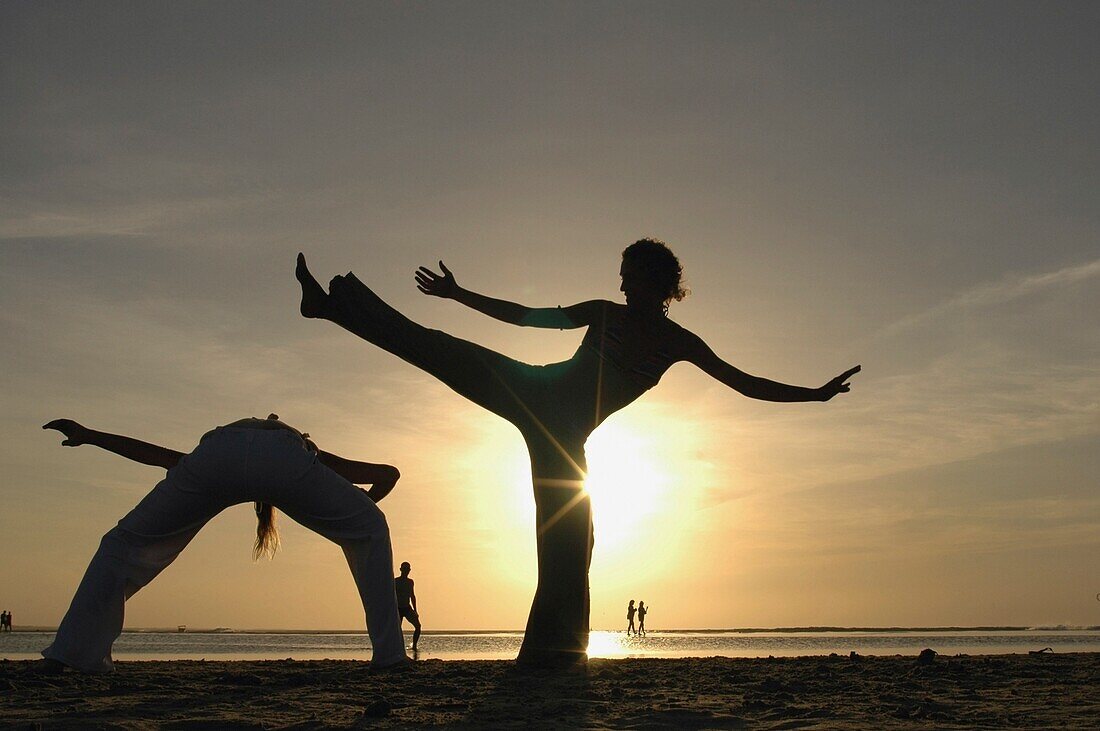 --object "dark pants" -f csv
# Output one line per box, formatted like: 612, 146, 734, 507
328, 274, 595, 664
